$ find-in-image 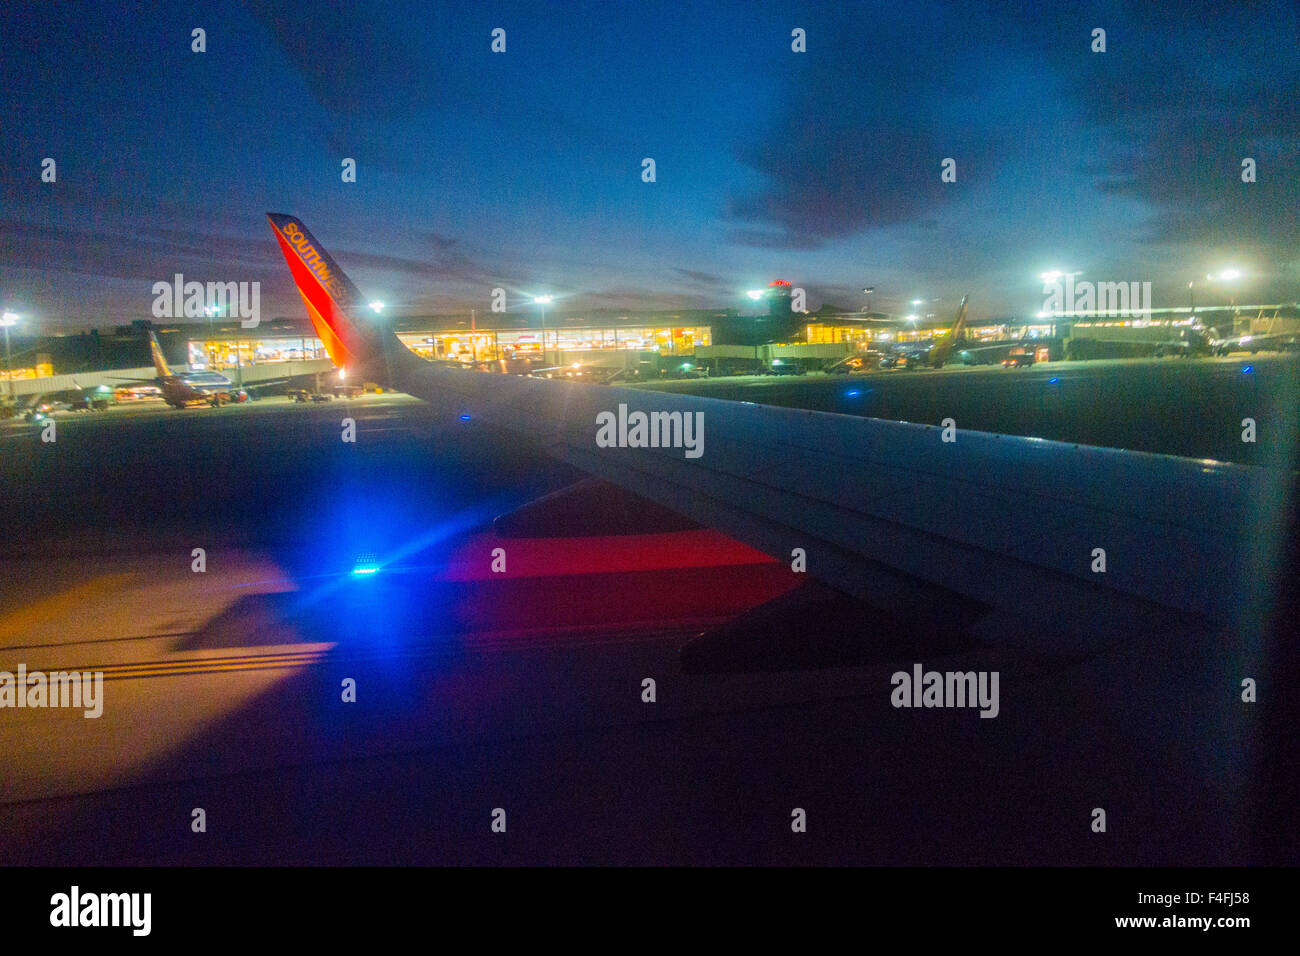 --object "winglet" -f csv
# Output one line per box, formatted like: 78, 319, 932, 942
266, 214, 424, 386
266, 213, 371, 370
